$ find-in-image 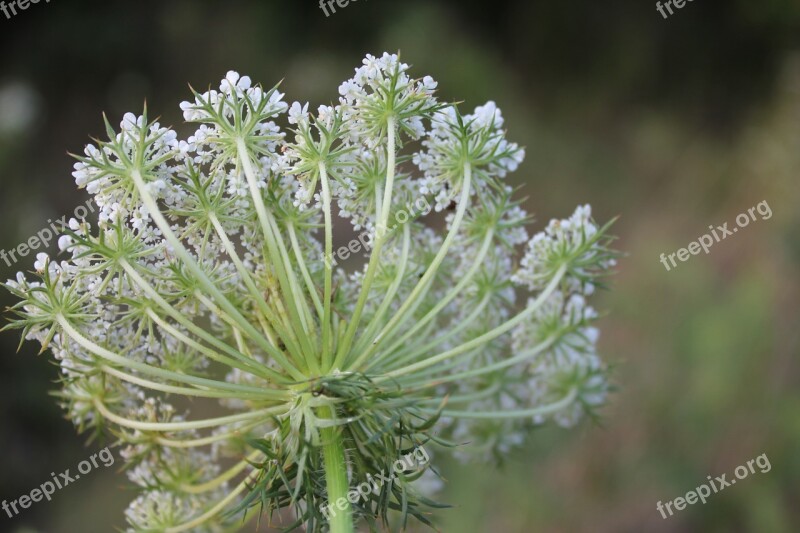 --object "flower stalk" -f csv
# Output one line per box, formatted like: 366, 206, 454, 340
320, 405, 354, 533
